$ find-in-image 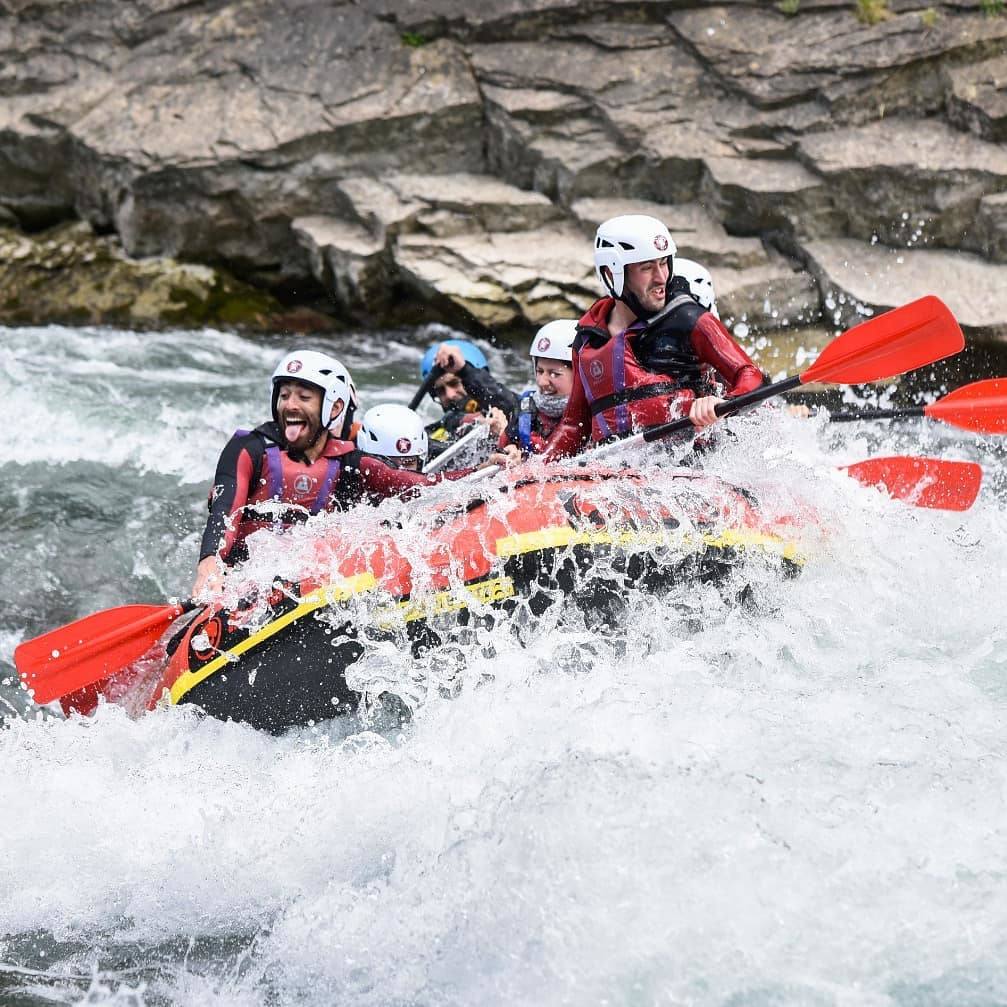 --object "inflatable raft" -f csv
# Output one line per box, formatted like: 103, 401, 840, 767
131, 465, 803, 732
